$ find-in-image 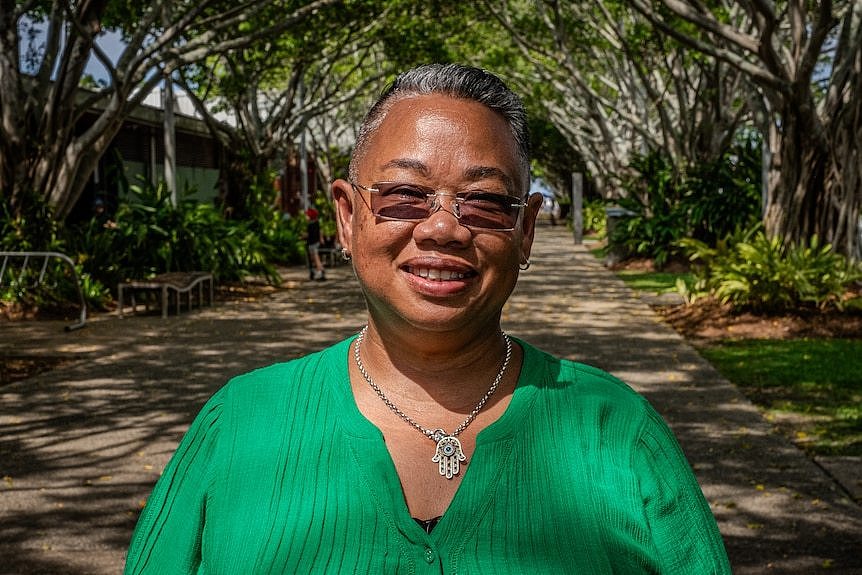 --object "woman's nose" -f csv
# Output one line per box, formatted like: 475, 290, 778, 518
414, 194, 471, 244
428, 193, 461, 220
